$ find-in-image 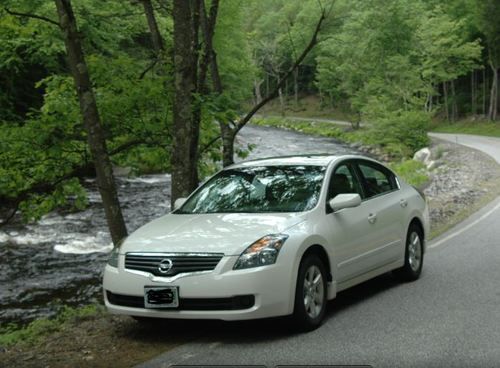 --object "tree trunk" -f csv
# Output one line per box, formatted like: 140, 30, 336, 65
254, 79, 263, 105
471, 70, 476, 115
140, 0, 164, 54
483, 68, 487, 116
199, 0, 221, 101
443, 81, 449, 122
426, 85, 434, 113
451, 79, 458, 122
54, 0, 127, 245
220, 123, 235, 167
278, 77, 285, 116
171, 0, 200, 206
266, 73, 269, 97
425, 84, 433, 113
488, 60, 498, 121
200, 0, 238, 167
294, 67, 299, 106
285, 75, 288, 98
